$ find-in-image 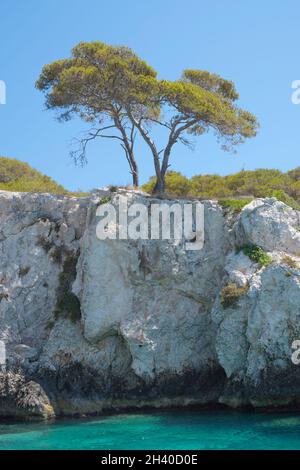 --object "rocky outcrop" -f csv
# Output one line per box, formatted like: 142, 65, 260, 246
1, 191, 300, 419
213, 199, 300, 408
